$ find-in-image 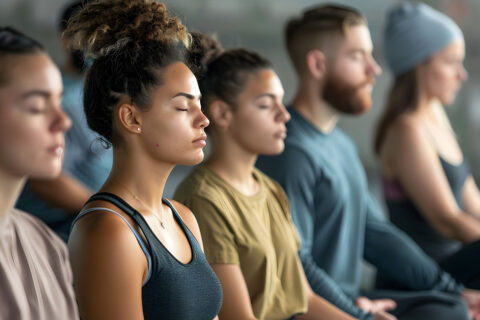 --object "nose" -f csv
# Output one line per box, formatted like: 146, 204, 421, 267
368, 55, 382, 76
51, 104, 72, 133
276, 103, 291, 123
459, 64, 468, 82
196, 109, 210, 129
